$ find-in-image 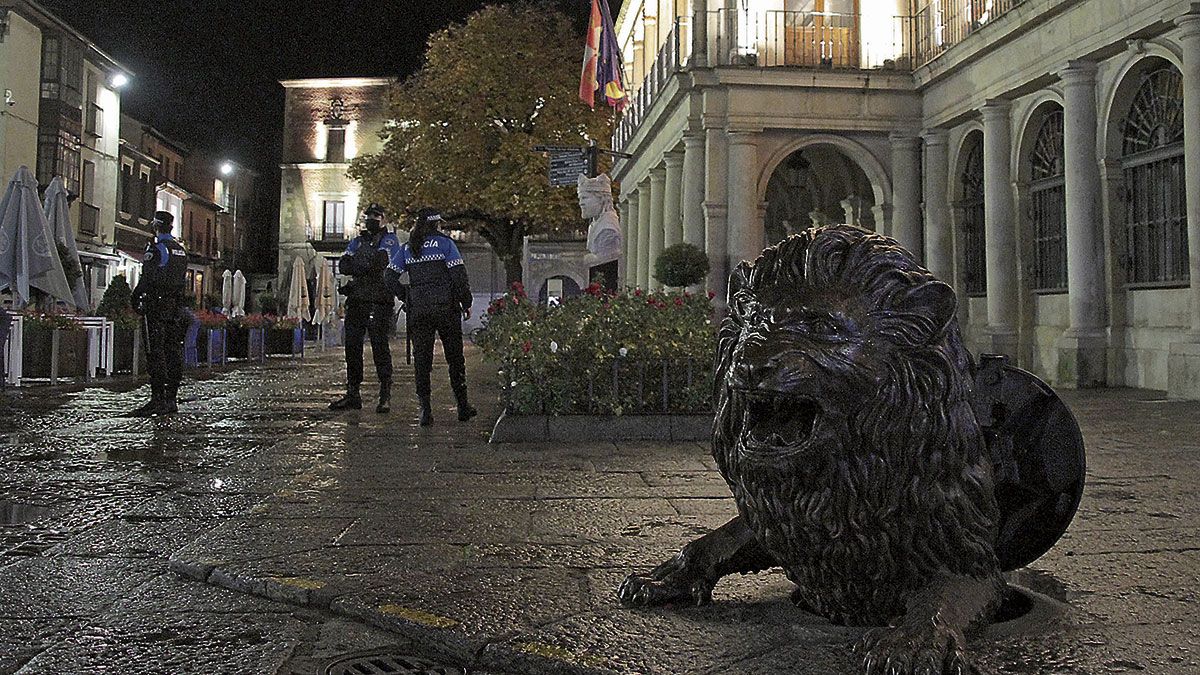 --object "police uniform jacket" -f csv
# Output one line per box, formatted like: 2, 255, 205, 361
339, 230, 402, 304
132, 232, 187, 306
386, 232, 471, 312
